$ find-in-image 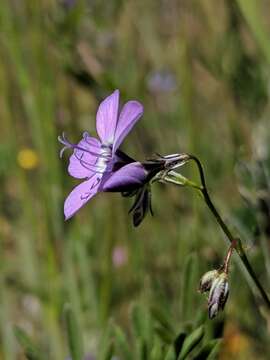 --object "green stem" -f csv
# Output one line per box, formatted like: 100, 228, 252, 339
189, 155, 270, 309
